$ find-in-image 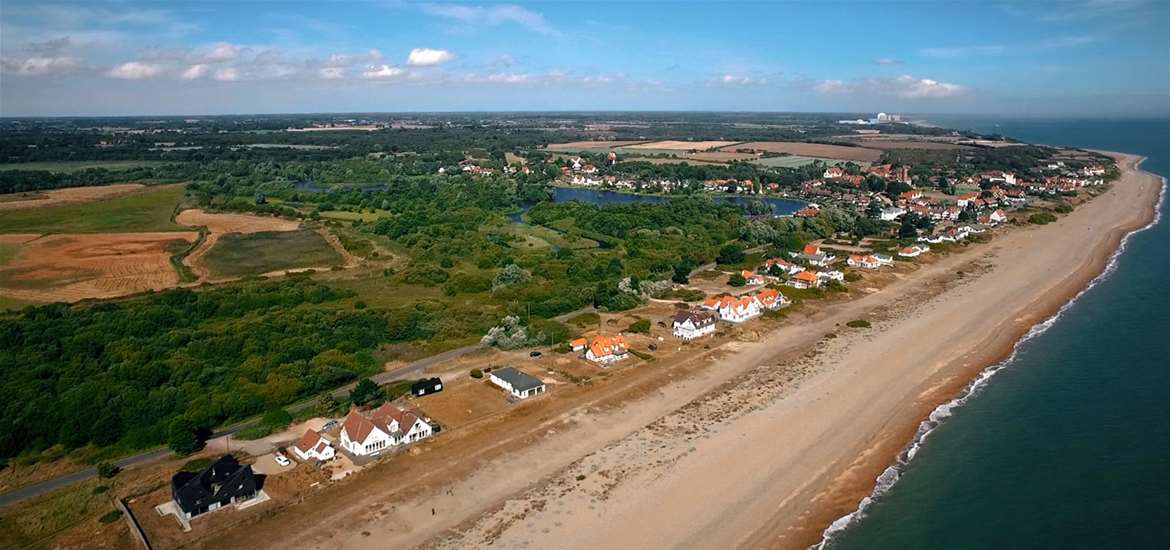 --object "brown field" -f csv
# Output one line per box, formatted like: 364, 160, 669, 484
545, 140, 649, 151
848, 139, 971, 150
0, 183, 145, 211
0, 232, 198, 302
626, 140, 738, 151
176, 209, 302, 280
724, 141, 884, 162
686, 151, 759, 163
